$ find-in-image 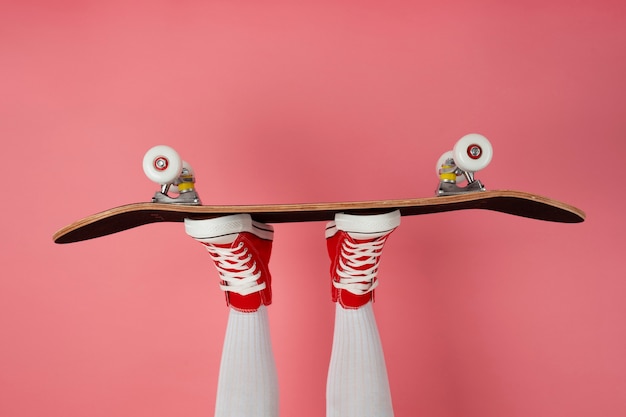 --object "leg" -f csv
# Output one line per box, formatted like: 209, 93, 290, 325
185, 214, 279, 417
325, 210, 401, 417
